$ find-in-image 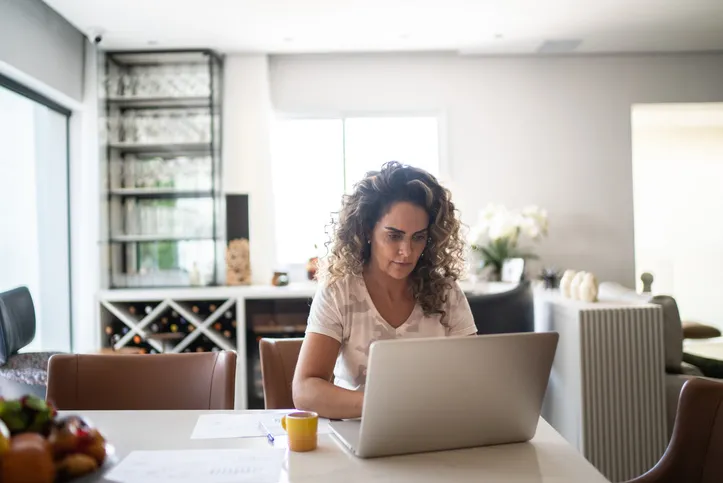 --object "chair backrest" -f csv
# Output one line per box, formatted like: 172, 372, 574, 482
465, 281, 534, 335
629, 378, 723, 483
46, 351, 237, 410
649, 295, 685, 374
0, 286, 36, 365
598, 283, 684, 374
259, 338, 303, 410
